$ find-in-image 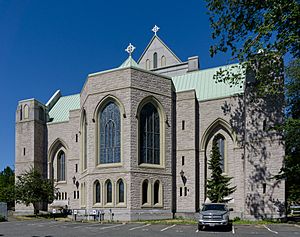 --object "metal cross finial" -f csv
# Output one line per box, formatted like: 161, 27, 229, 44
125, 43, 135, 56
152, 25, 160, 35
